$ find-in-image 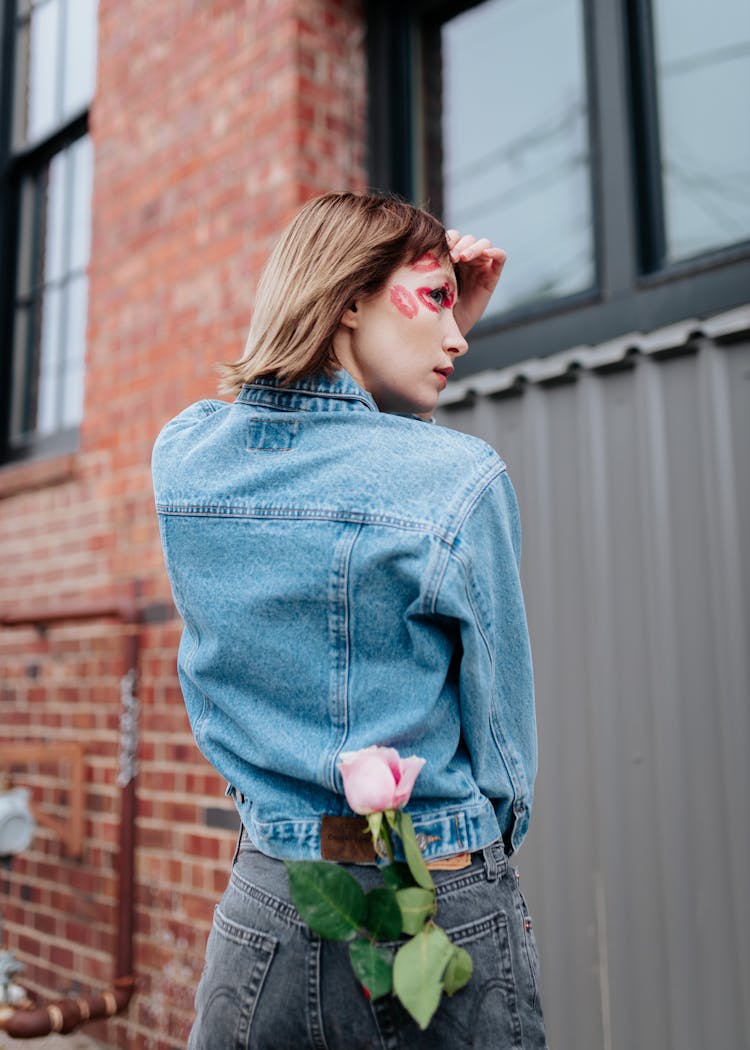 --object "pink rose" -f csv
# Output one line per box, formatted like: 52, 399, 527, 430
338, 746, 426, 815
